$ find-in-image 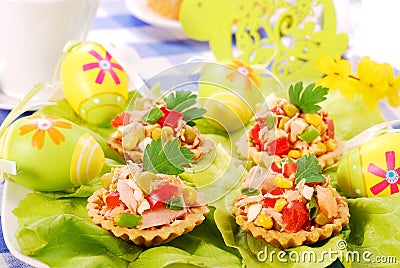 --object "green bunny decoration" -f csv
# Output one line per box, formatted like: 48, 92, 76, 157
180, 0, 348, 80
